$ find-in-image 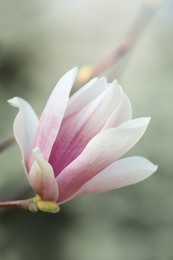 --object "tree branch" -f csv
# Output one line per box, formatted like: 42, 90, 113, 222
75, 0, 164, 89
